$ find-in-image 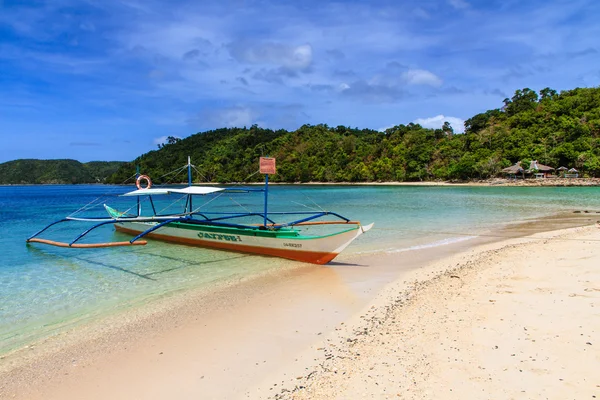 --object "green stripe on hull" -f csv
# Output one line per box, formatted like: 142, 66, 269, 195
168, 221, 300, 238
165, 221, 359, 240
